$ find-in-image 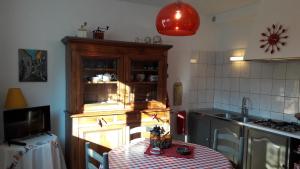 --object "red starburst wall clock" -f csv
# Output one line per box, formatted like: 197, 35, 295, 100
260, 24, 288, 54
